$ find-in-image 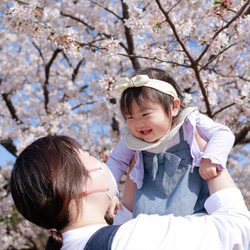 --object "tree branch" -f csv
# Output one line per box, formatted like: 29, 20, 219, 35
199, 43, 237, 71
155, 0, 213, 116
72, 58, 85, 83
155, 0, 194, 64
121, 1, 141, 71
43, 48, 61, 113
118, 52, 191, 68
213, 102, 235, 117
2, 93, 22, 124
61, 4, 140, 70
32, 41, 45, 62
0, 139, 17, 157
60, 11, 96, 31
89, 0, 123, 21
234, 124, 250, 146
196, 0, 250, 63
